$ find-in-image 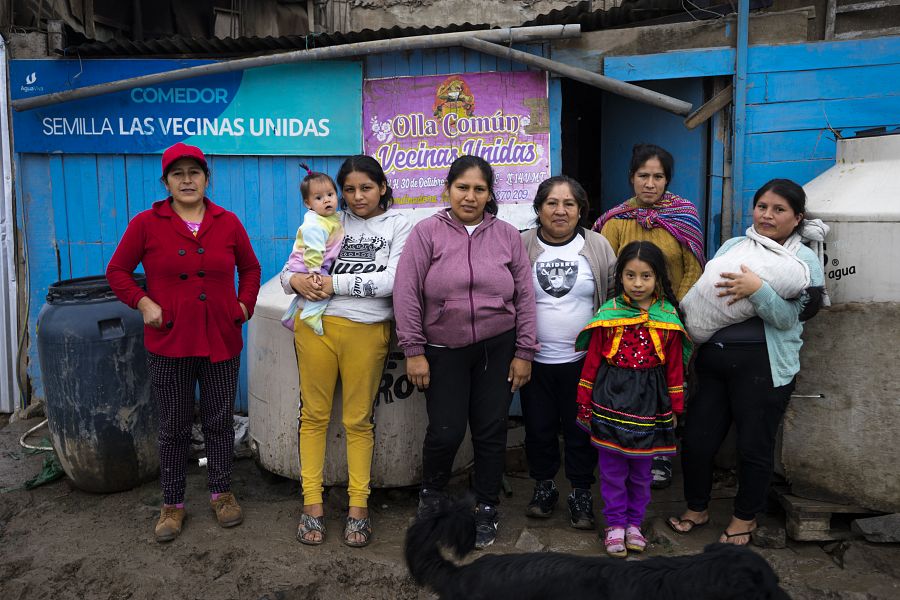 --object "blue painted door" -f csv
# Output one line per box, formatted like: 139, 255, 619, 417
599, 78, 708, 230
